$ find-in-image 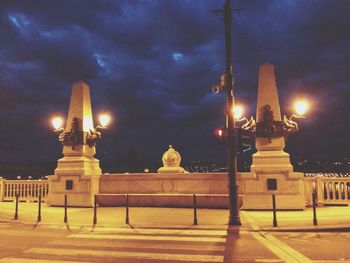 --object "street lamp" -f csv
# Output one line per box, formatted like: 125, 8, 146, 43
51, 113, 111, 149
52, 116, 64, 132
294, 99, 309, 117
232, 105, 244, 121
99, 114, 111, 128
237, 99, 310, 139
